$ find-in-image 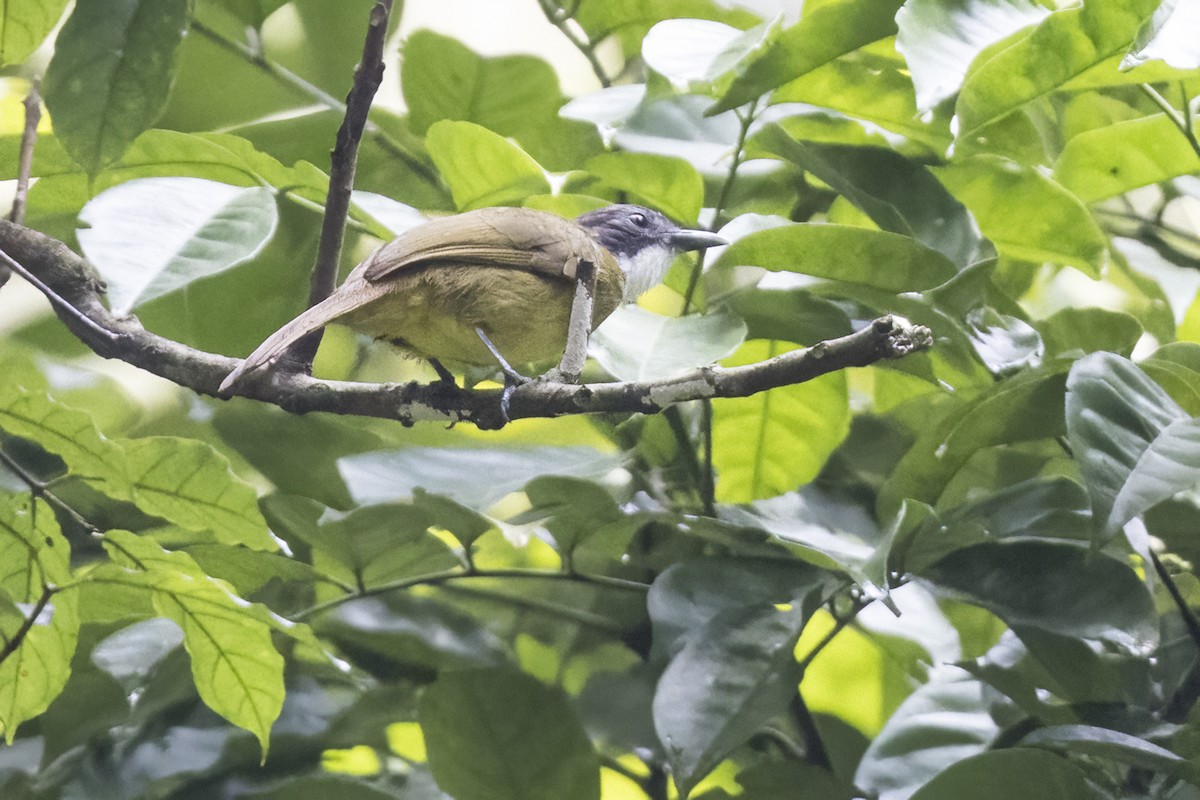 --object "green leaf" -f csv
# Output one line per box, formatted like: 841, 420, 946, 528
878, 365, 1069, 517
338, 446, 623, 510
712, 340, 850, 502
1105, 417, 1200, 539
412, 489, 496, 551
77, 177, 279, 314
1039, 307, 1143, 358
1054, 113, 1200, 203
642, 18, 781, 97
716, 224, 958, 292
653, 602, 809, 798
894, 0, 1049, 111
43, 0, 191, 175
425, 120, 550, 210
908, 749, 1093, 800
92, 531, 286, 756
955, 0, 1160, 139
521, 476, 623, 556
0, 0, 68, 66
1141, 341, 1200, 414
0, 496, 79, 742
756, 128, 977, 266
419, 668, 600, 800
647, 557, 836, 661
401, 30, 599, 170
931, 156, 1107, 276
573, 0, 760, 59
855, 671, 997, 798
771, 48, 954, 154
301, 503, 458, 589
712, 0, 905, 113
1122, 0, 1200, 70
586, 151, 704, 224
919, 540, 1157, 650
210, 0, 290, 29
1018, 724, 1196, 778
719, 488, 881, 585
590, 307, 747, 382
726, 288, 854, 346
121, 437, 277, 551
1065, 352, 1188, 541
